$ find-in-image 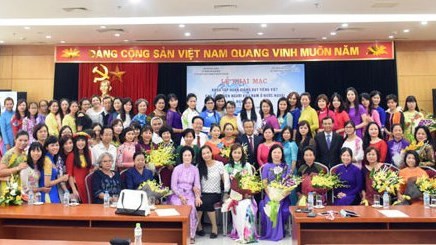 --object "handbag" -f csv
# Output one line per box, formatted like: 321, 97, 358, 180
115, 189, 150, 216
